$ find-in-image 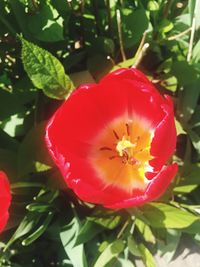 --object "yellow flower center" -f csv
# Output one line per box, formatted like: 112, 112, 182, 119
89, 115, 154, 192
116, 136, 135, 157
